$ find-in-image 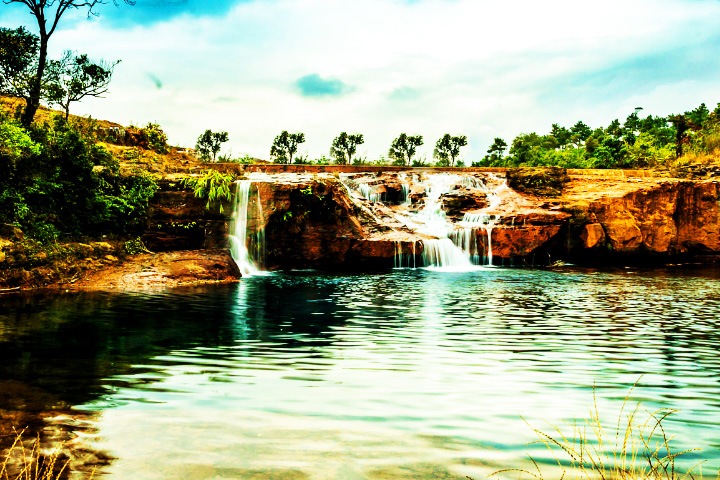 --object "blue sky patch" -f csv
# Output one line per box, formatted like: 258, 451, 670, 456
295, 74, 350, 98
